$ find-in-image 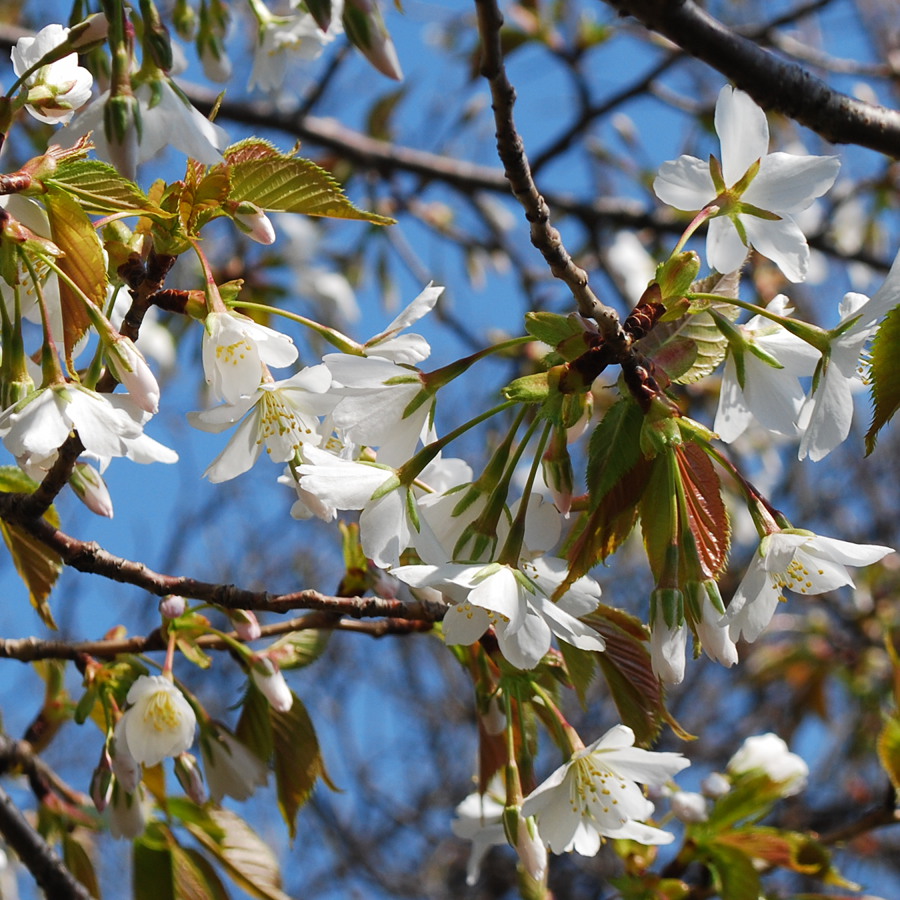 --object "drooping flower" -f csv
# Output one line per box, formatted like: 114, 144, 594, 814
11, 24, 93, 124
201, 310, 298, 404
108, 783, 147, 840
452, 789, 547, 886
725, 529, 893, 643
294, 444, 445, 568
522, 725, 689, 855
117, 675, 197, 768
393, 555, 605, 670
798, 292, 876, 461
714, 296, 819, 442
248, 11, 339, 93
727, 733, 808, 797
187, 365, 336, 482
654, 85, 840, 282
65, 78, 228, 178
200, 727, 269, 803
323, 355, 433, 468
